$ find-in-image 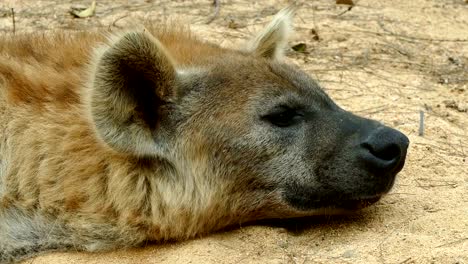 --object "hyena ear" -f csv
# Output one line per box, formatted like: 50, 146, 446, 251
89, 30, 177, 156
246, 5, 296, 60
